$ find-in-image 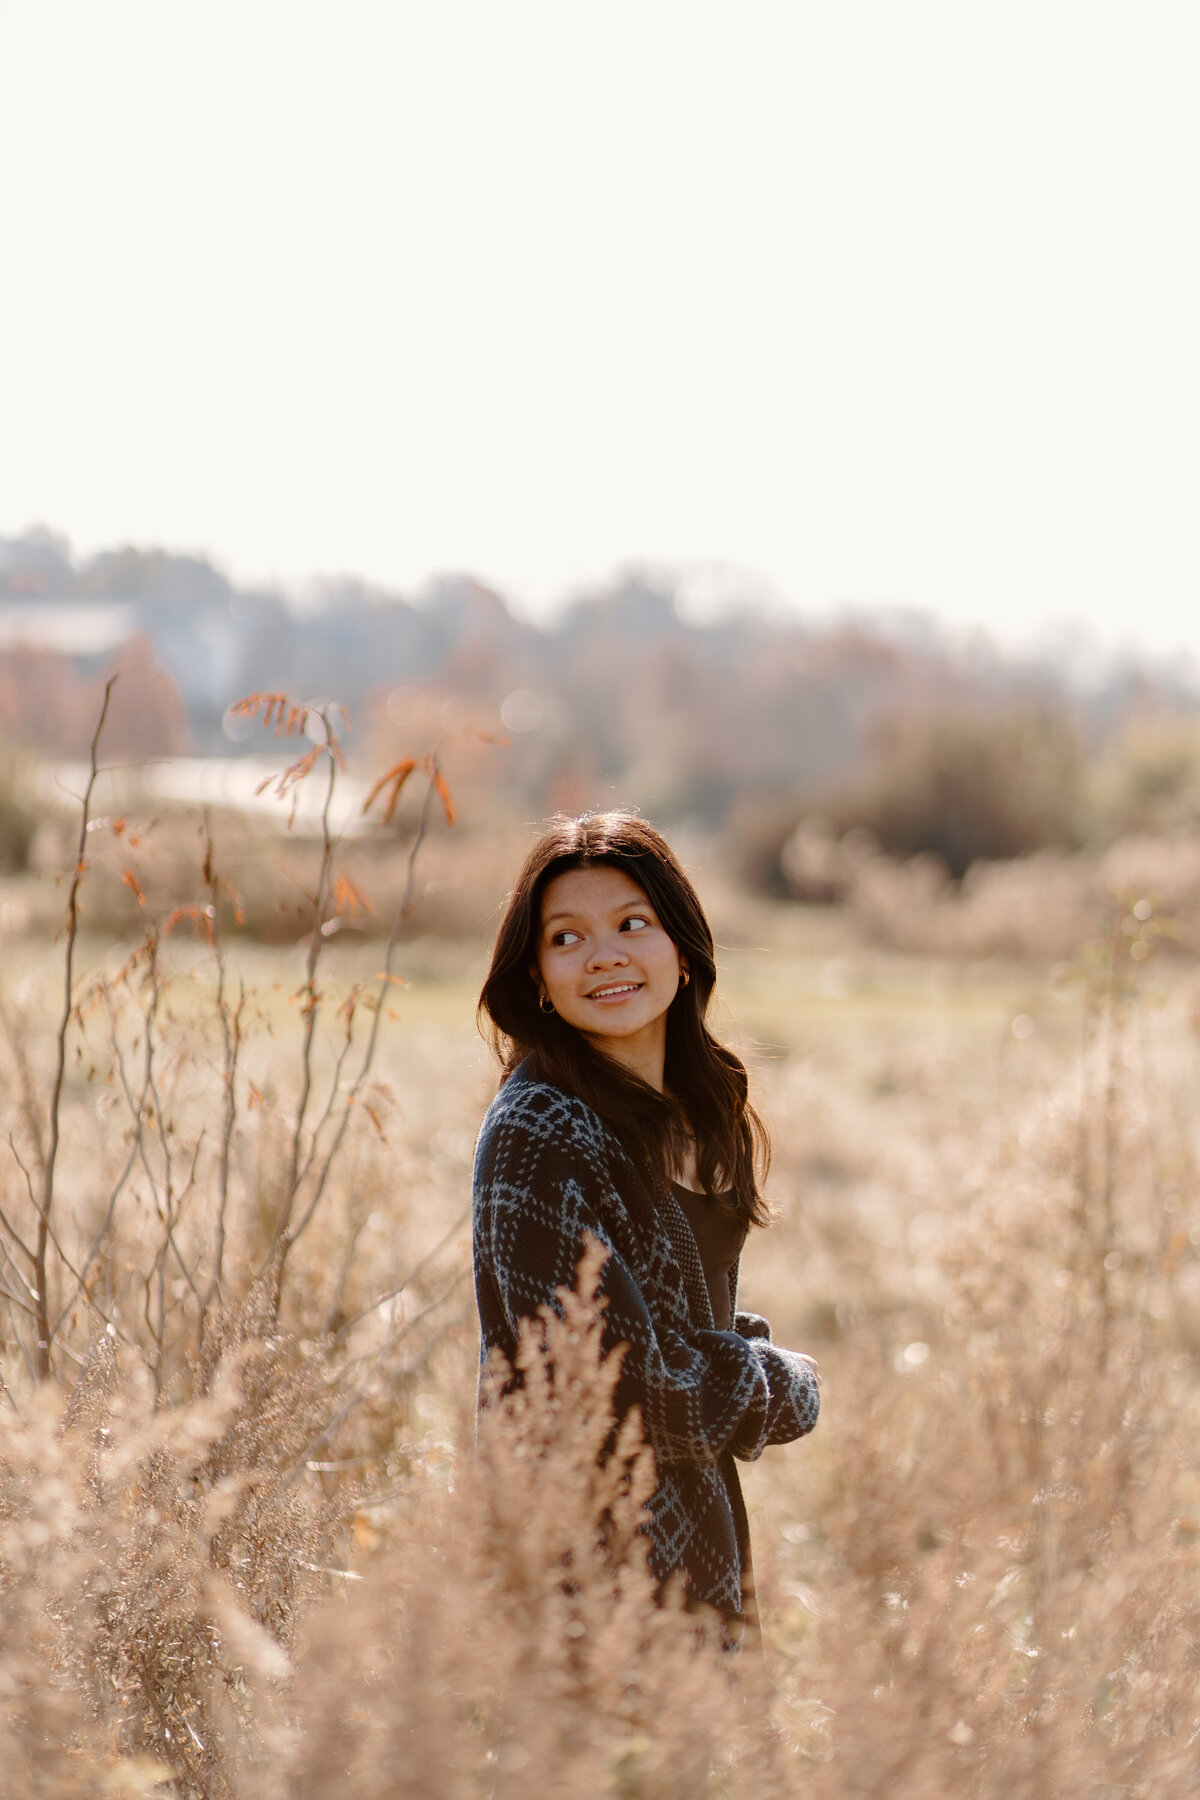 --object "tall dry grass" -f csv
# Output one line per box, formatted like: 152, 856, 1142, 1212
3, 689, 1200, 1795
